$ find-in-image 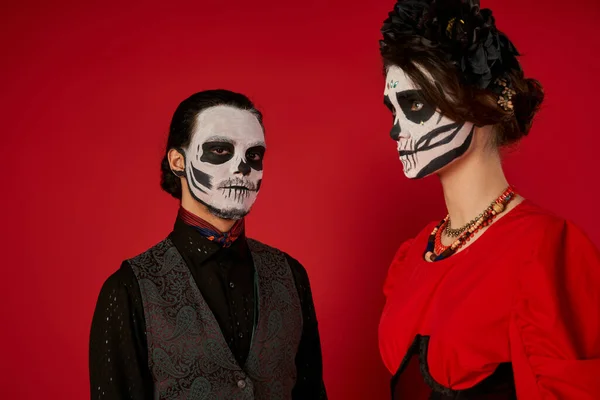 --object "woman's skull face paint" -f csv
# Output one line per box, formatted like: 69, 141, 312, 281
182, 105, 266, 220
383, 66, 474, 179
